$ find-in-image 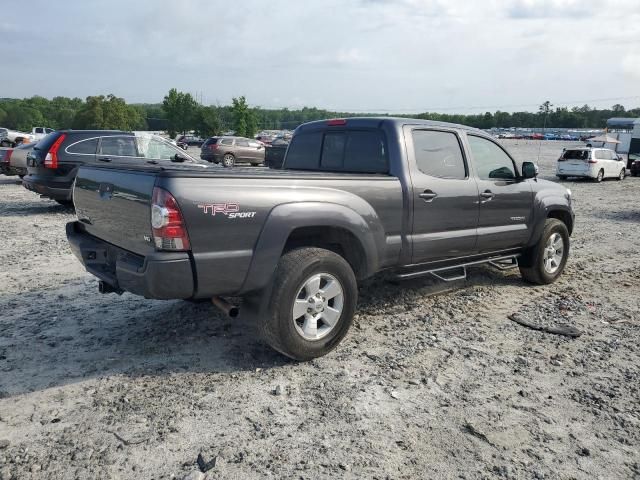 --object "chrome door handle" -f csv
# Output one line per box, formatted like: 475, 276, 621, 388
480, 190, 494, 203
419, 191, 438, 202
